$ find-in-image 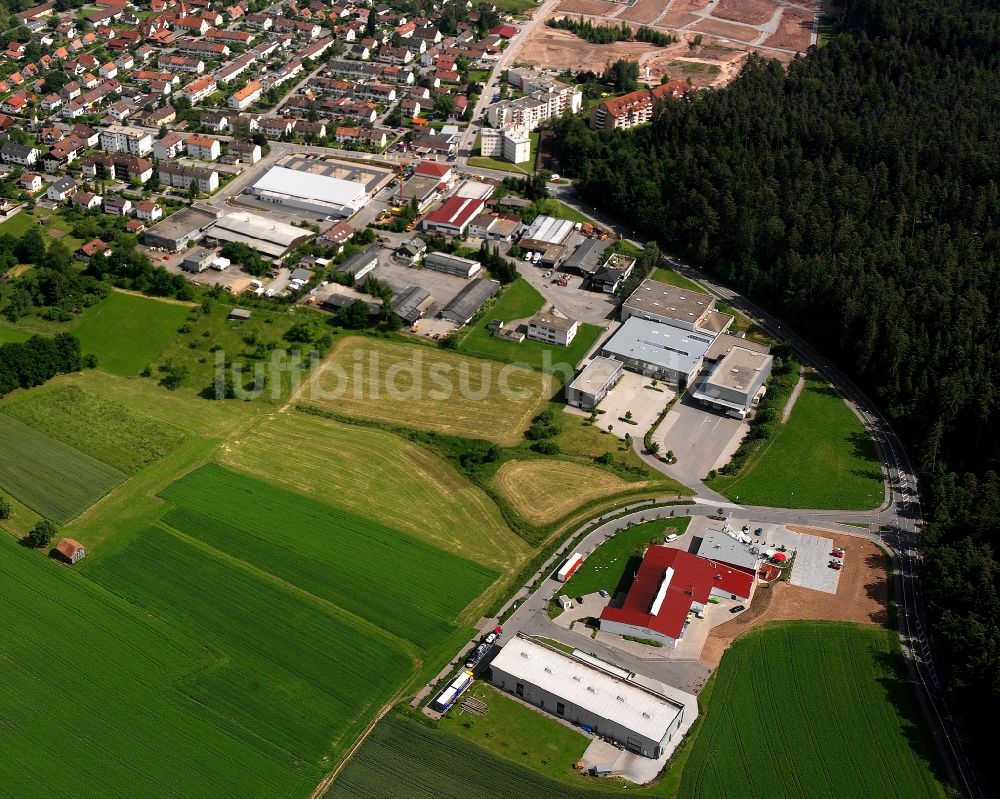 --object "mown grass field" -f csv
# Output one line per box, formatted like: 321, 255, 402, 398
650, 266, 705, 293
0, 322, 31, 343
219, 409, 526, 567
0, 413, 127, 524
2, 384, 187, 474
77, 526, 414, 797
494, 459, 667, 525
707, 374, 884, 509
306, 336, 552, 445
679, 622, 946, 799
561, 518, 690, 598
325, 713, 614, 799
71, 291, 191, 376
160, 464, 498, 649
458, 279, 604, 376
